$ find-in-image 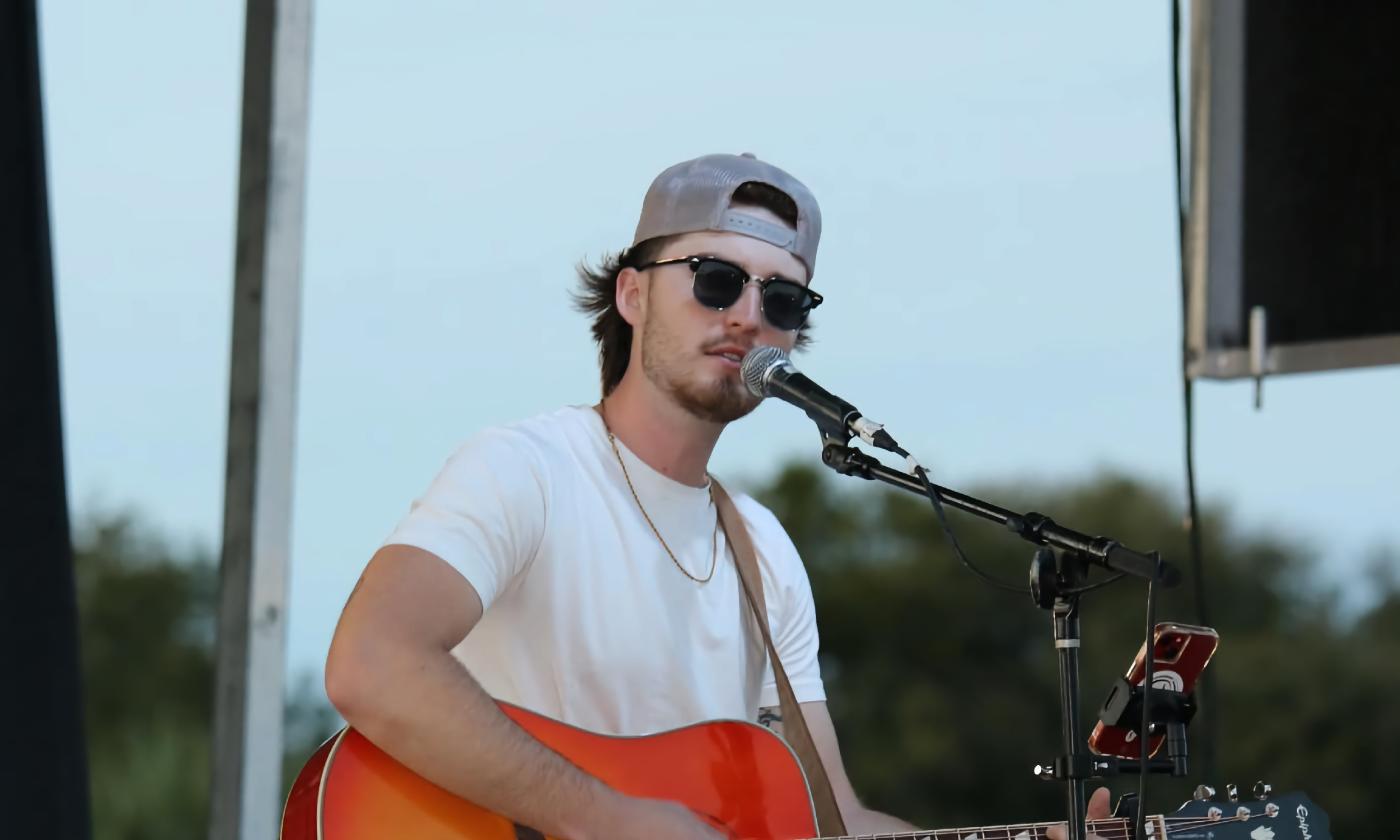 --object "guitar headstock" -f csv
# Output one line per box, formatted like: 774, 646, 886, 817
1163, 786, 1330, 840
